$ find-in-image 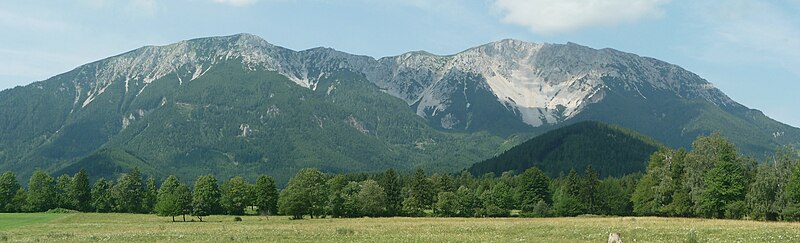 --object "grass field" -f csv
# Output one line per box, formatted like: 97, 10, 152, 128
2, 213, 800, 242
0, 213, 66, 231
